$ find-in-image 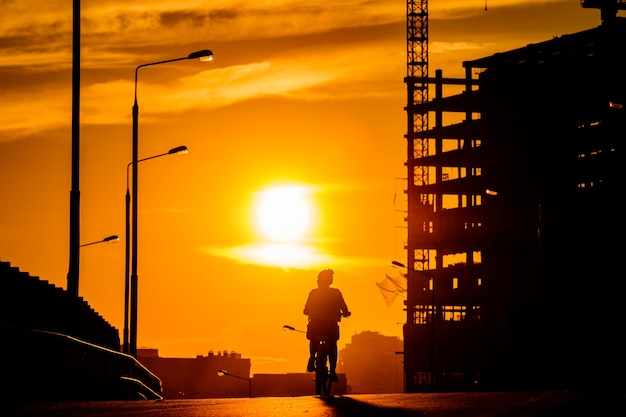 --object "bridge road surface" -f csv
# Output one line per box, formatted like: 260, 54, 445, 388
3, 391, 621, 417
